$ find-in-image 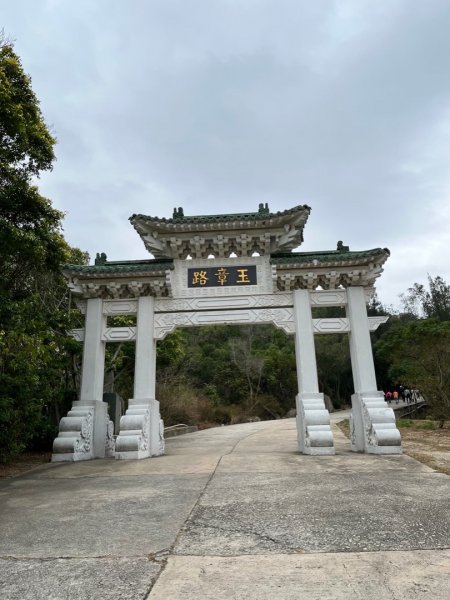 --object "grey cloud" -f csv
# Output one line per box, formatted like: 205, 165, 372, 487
2, 0, 450, 305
